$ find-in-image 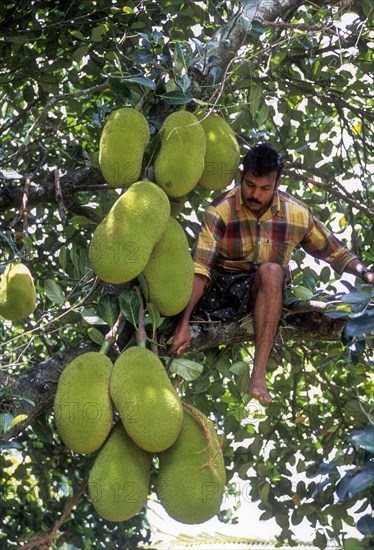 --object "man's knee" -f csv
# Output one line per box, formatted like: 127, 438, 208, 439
256, 262, 284, 285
